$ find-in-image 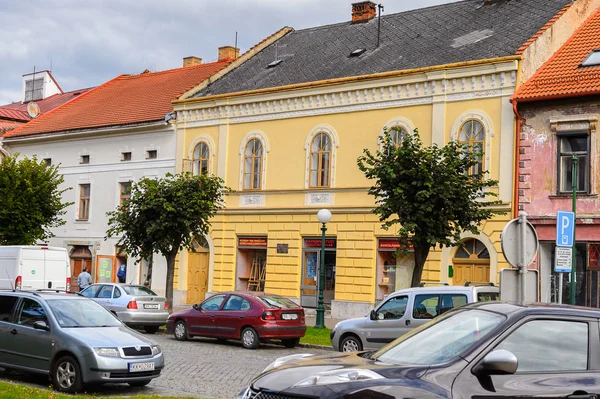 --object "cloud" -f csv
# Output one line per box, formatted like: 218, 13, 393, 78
0, 0, 456, 105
